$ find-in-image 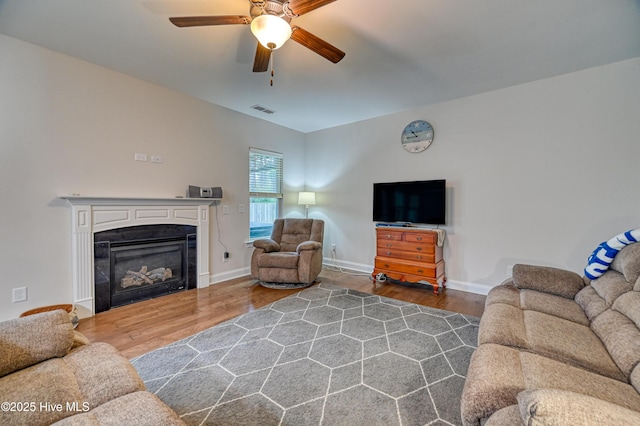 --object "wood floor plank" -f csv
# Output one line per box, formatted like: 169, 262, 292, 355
76, 270, 486, 359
